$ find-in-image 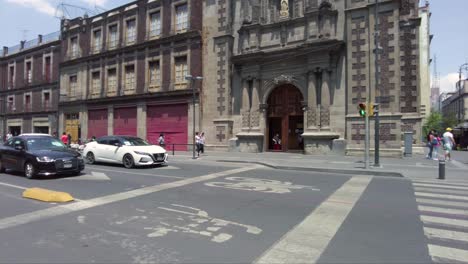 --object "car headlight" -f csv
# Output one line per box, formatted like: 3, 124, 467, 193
36, 156, 55, 162
134, 151, 151, 156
